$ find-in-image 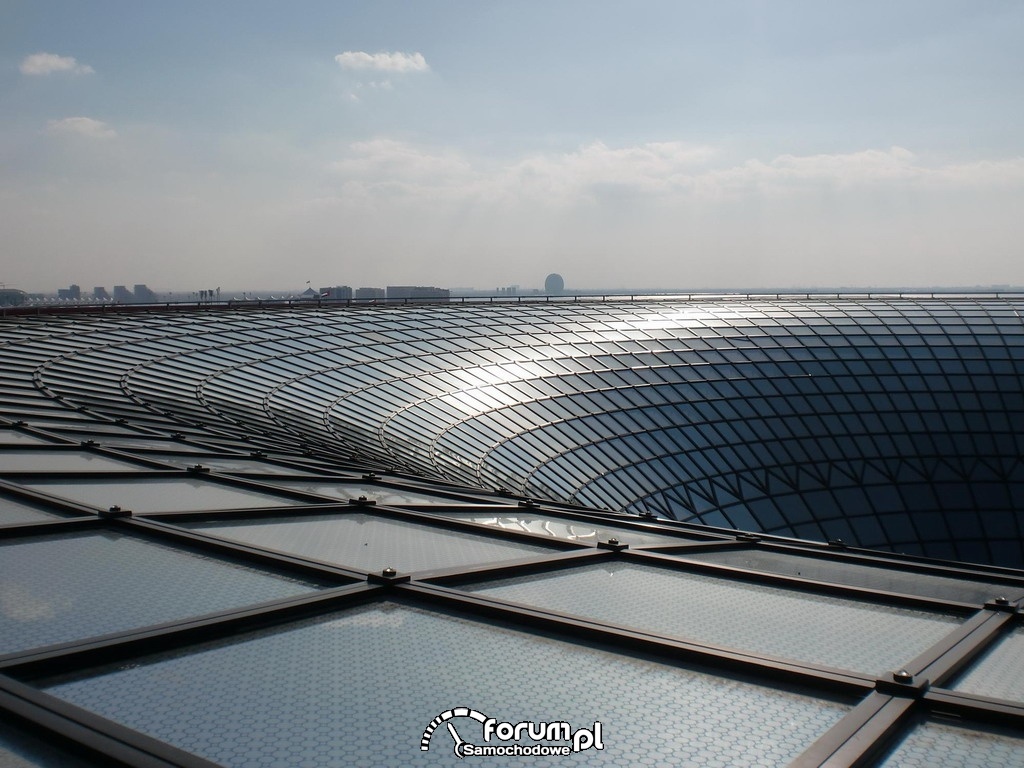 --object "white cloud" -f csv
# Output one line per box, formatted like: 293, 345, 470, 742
334, 51, 429, 73
20, 52, 94, 76
45, 117, 116, 139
